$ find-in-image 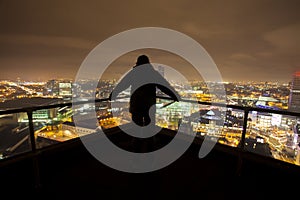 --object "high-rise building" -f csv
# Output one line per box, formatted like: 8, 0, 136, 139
288, 72, 300, 112
58, 82, 72, 97
43, 79, 72, 97
43, 79, 58, 96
